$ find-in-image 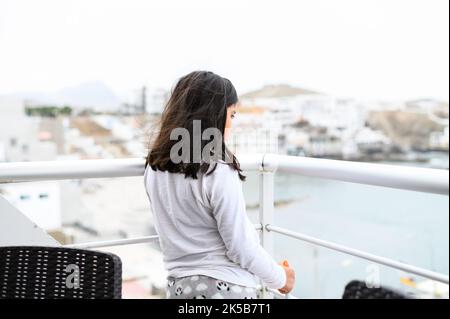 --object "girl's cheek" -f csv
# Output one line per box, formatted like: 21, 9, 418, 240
225, 113, 232, 129
224, 127, 230, 141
